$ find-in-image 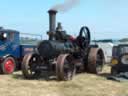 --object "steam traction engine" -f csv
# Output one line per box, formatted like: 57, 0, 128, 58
22, 10, 104, 81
